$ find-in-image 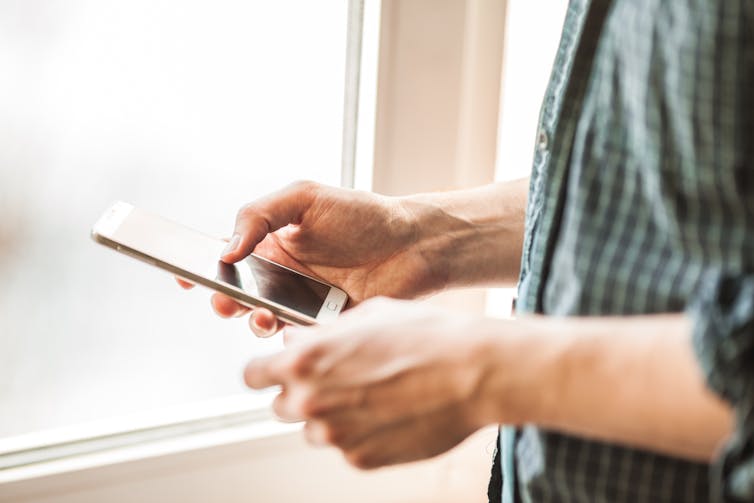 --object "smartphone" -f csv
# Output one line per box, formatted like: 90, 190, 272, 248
91, 201, 348, 326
